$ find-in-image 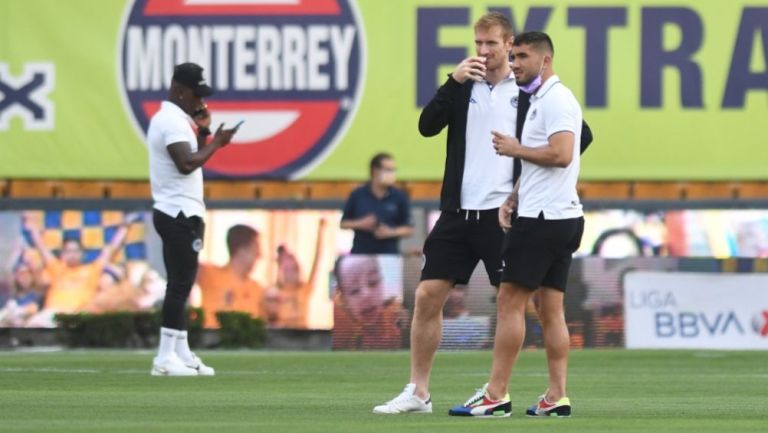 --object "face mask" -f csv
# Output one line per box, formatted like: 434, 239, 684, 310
519, 59, 546, 94
378, 170, 396, 185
